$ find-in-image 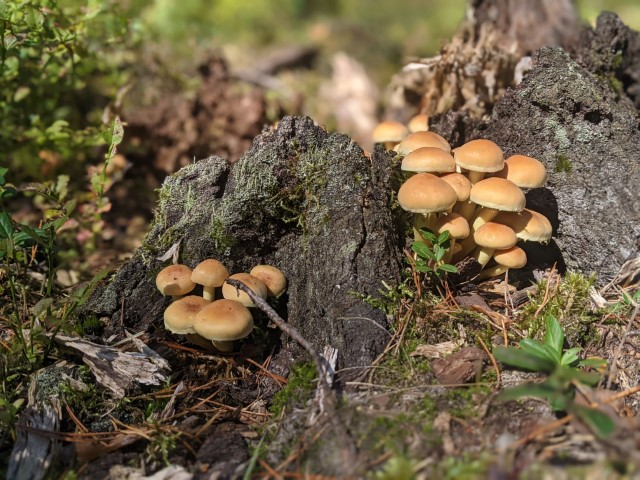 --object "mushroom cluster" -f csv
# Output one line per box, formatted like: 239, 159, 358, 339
374, 118, 552, 279
156, 260, 286, 352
